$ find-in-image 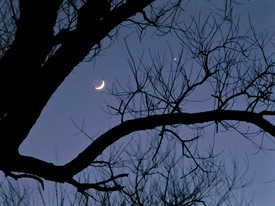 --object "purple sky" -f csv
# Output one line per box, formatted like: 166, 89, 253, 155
14, 0, 275, 205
